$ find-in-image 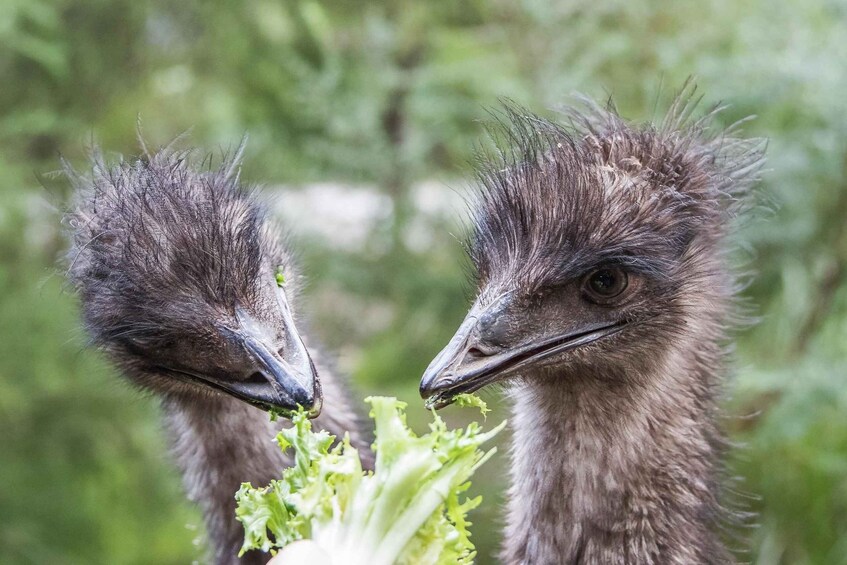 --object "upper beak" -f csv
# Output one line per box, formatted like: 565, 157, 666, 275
419, 299, 625, 409
233, 327, 321, 416
191, 306, 321, 417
